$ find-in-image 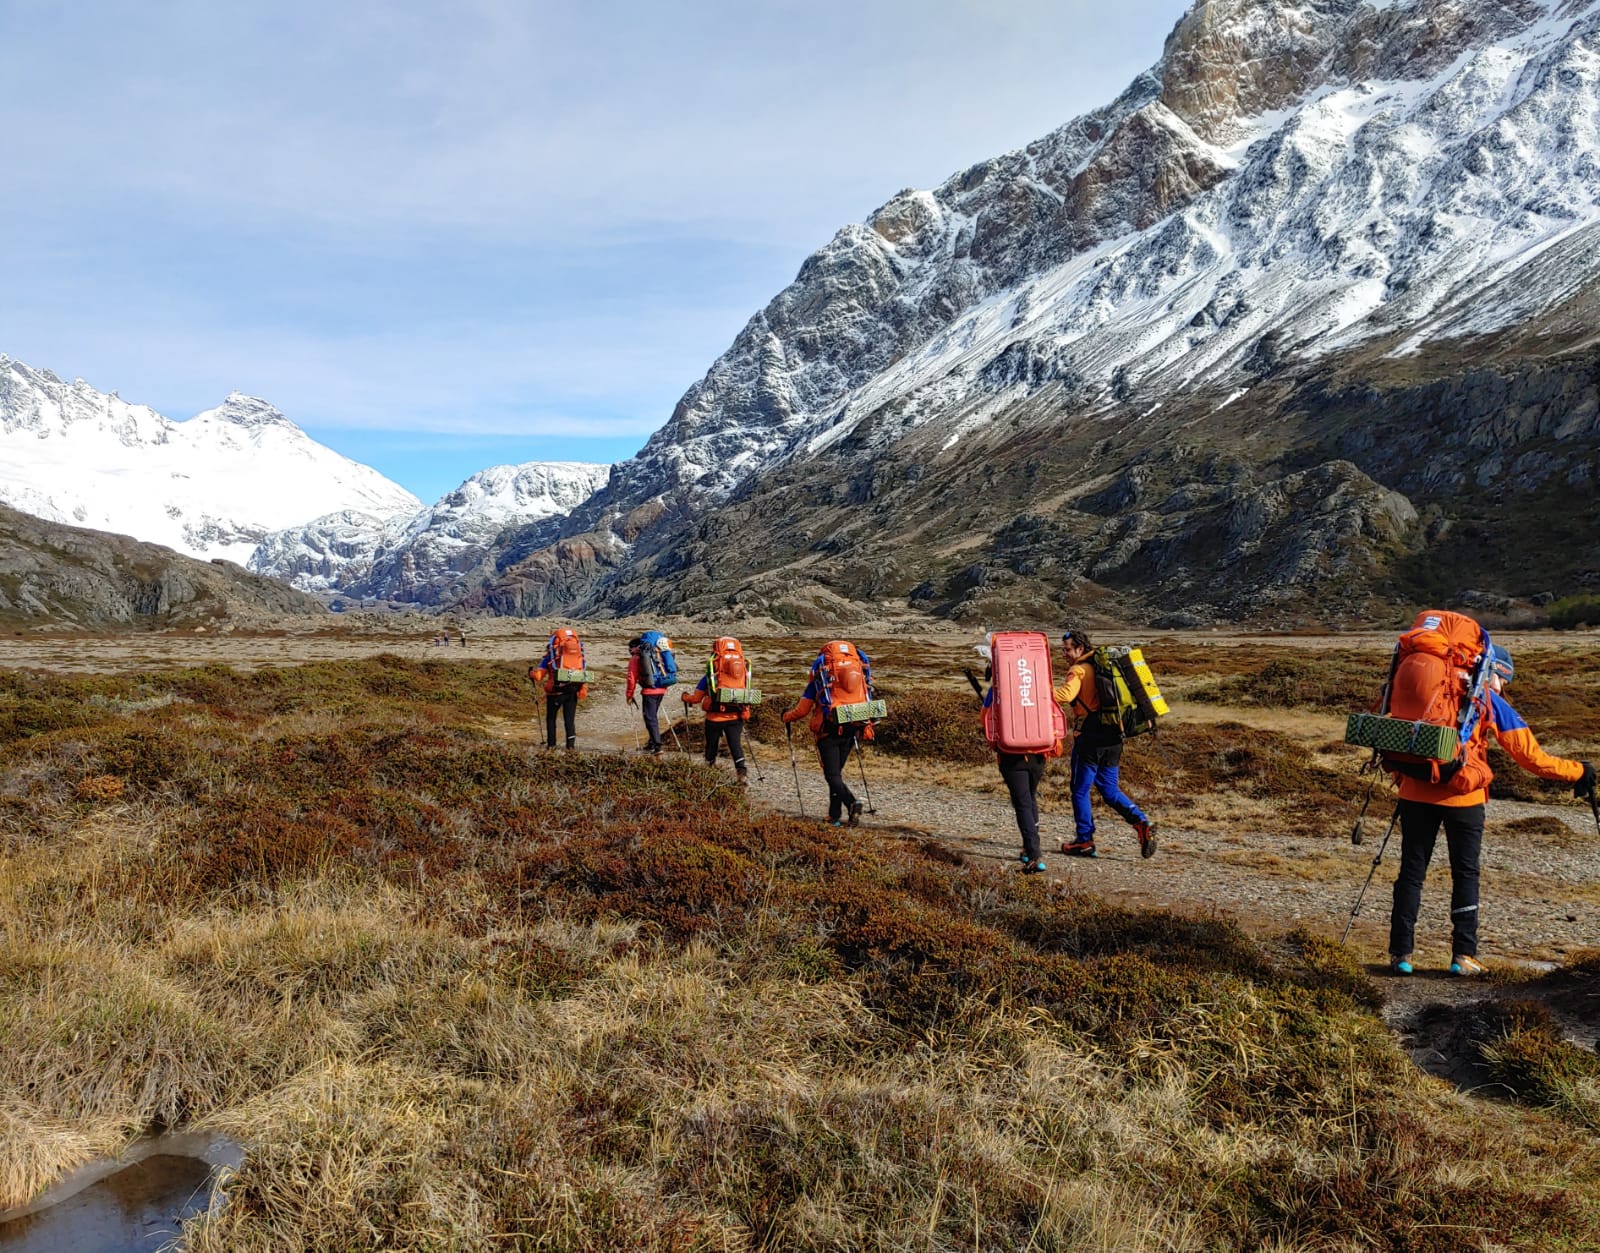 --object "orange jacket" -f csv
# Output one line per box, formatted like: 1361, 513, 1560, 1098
1398, 691, 1582, 807
683, 675, 749, 723
1053, 661, 1098, 716
529, 666, 587, 700
782, 687, 873, 740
